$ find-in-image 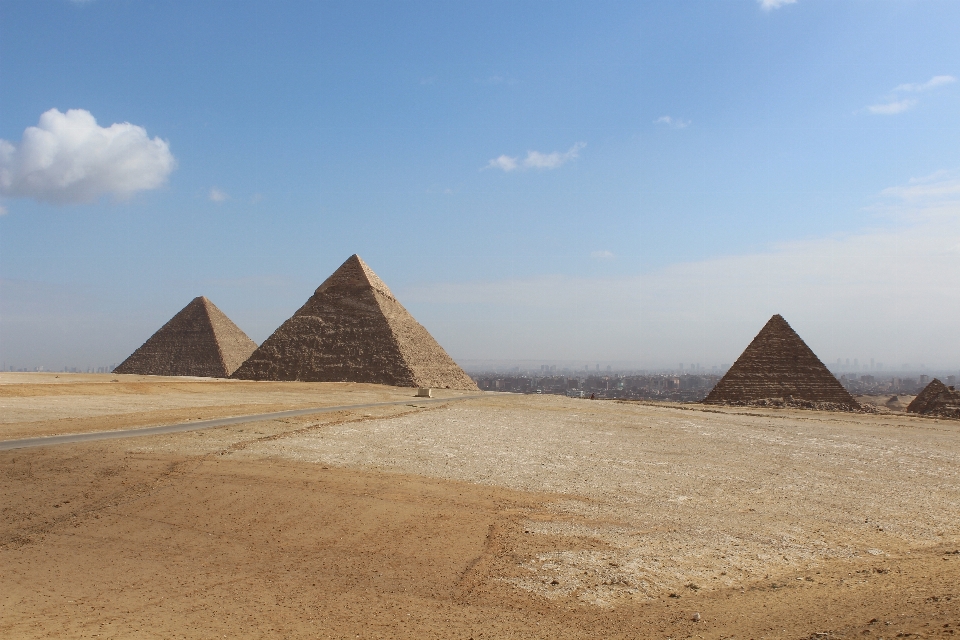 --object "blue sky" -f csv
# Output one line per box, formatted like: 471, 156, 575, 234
1, 0, 958, 371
